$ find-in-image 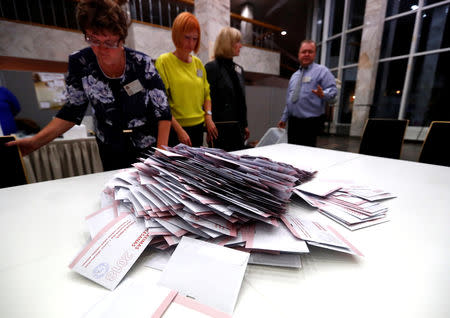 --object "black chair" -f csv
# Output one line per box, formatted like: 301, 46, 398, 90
418, 121, 450, 167
359, 118, 409, 159
0, 136, 29, 188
